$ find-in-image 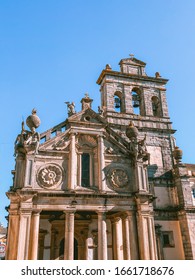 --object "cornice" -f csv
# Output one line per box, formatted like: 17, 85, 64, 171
96, 69, 169, 85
